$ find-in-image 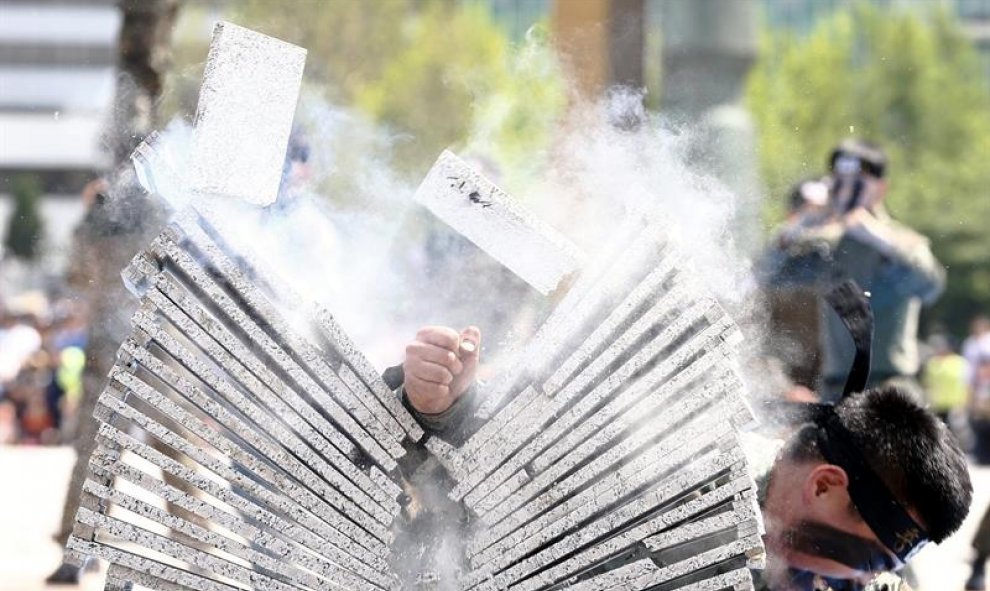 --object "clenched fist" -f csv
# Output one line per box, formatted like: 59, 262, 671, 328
403, 325, 481, 414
